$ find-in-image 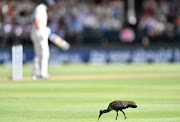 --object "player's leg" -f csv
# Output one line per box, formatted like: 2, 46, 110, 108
31, 31, 42, 79
39, 36, 50, 79
32, 40, 41, 79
